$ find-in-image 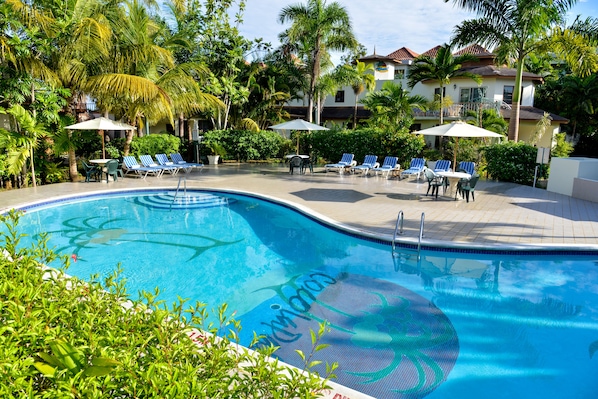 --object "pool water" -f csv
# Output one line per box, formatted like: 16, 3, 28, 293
8, 190, 598, 399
